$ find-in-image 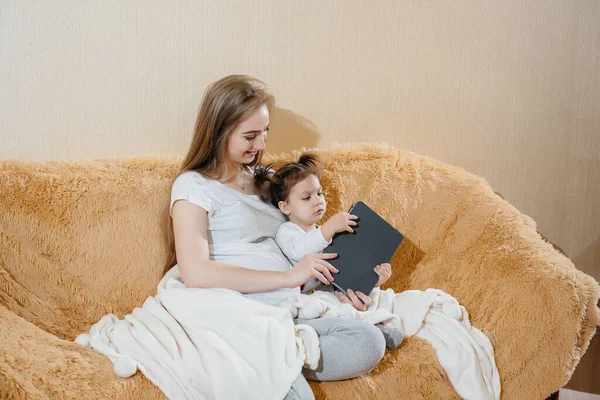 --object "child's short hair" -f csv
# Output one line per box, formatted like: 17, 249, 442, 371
254, 153, 322, 207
